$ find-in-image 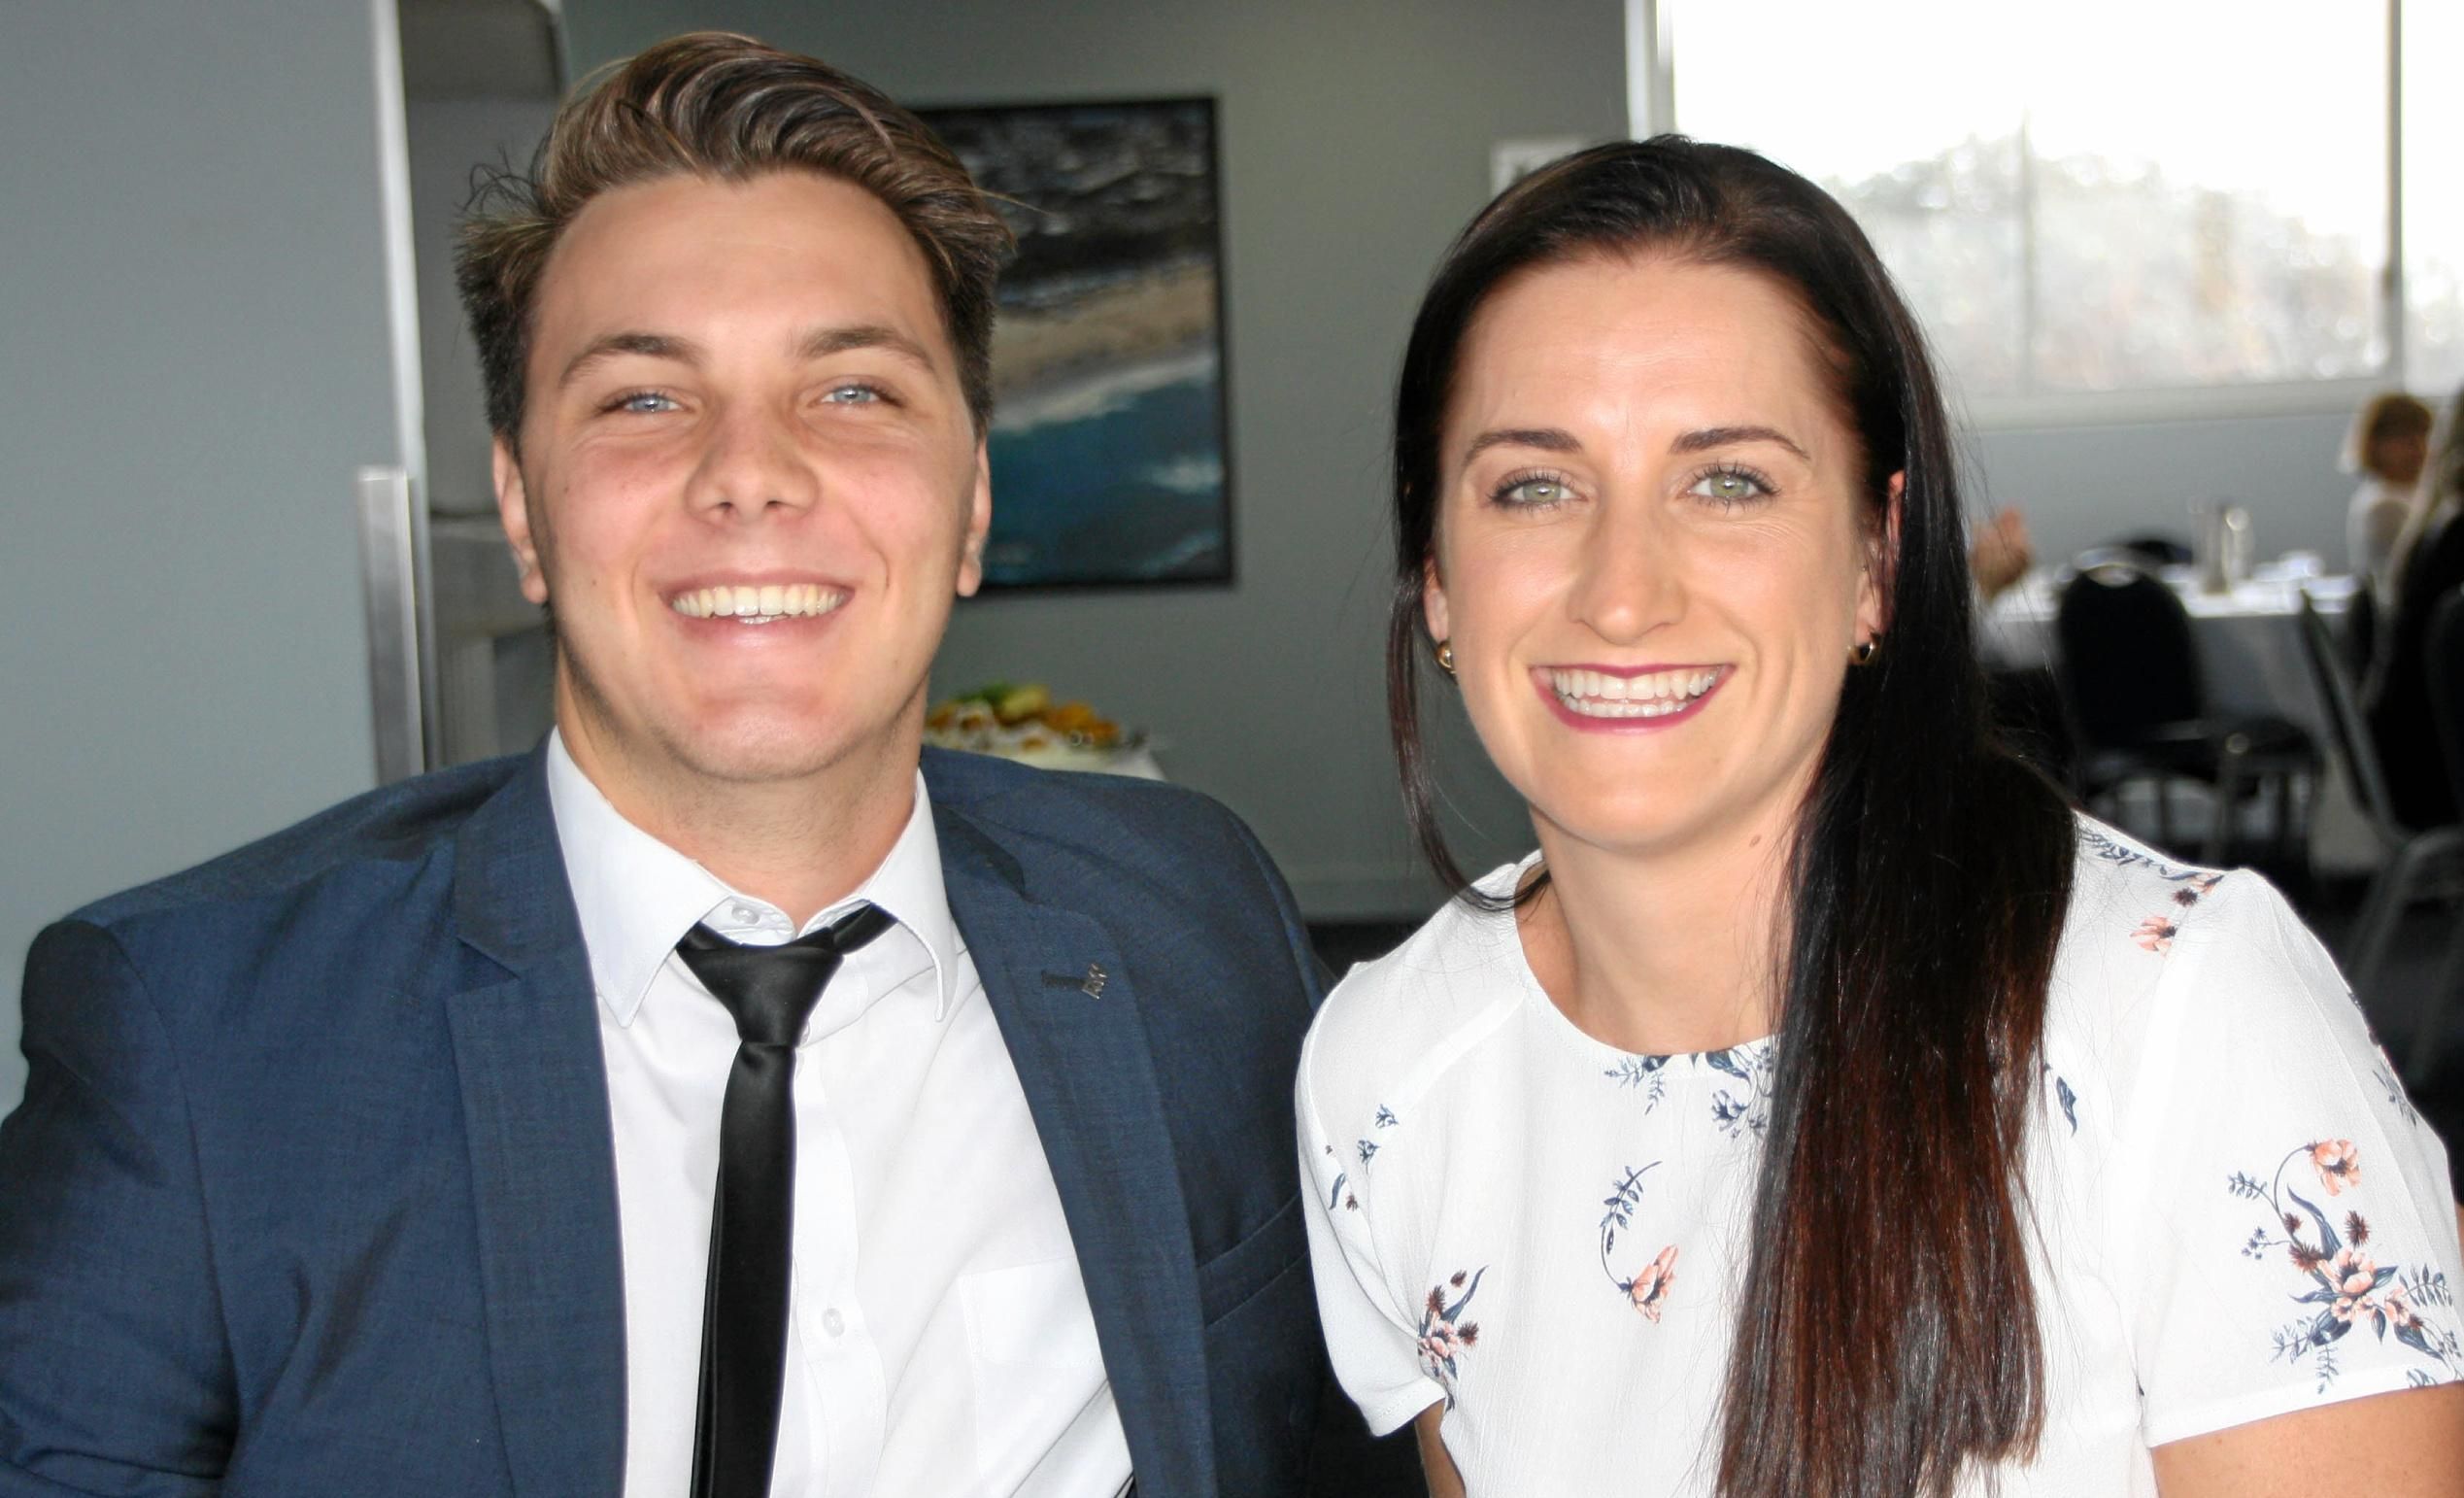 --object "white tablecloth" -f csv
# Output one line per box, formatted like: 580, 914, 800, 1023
1981, 567, 2373, 869
1980, 566, 2356, 739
